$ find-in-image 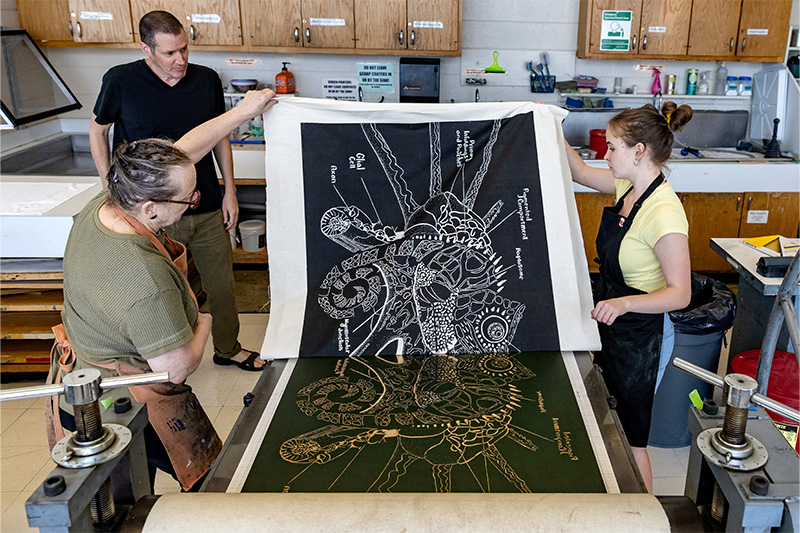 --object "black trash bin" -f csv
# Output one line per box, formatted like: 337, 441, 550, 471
649, 273, 737, 448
